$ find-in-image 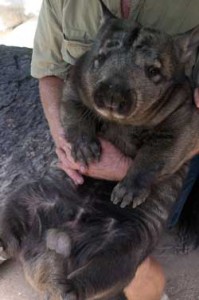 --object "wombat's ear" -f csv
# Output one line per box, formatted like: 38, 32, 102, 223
99, 0, 117, 23
175, 25, 199, 63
